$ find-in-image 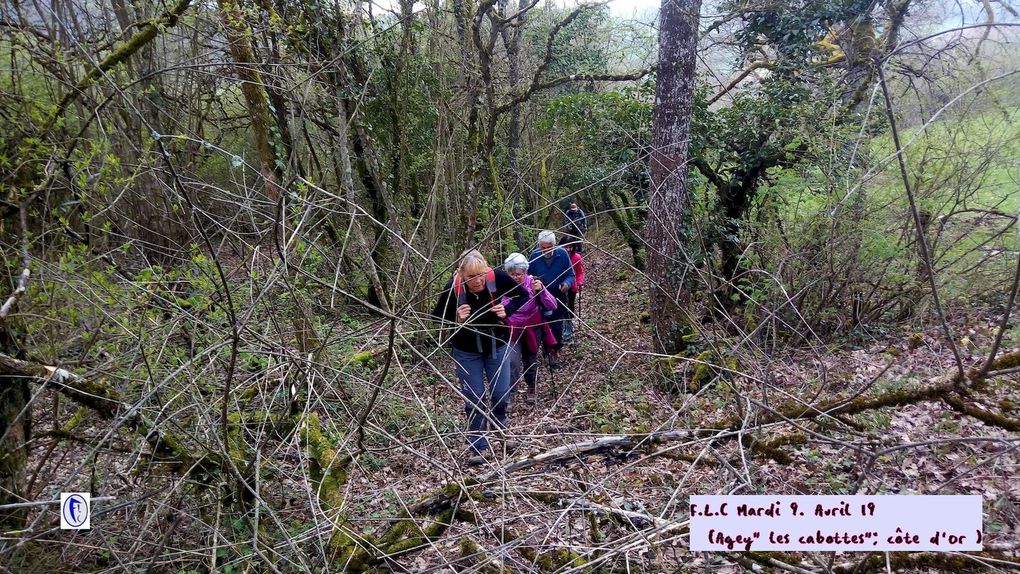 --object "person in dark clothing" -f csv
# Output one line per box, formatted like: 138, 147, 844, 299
432, 249, 524, 464
563, 202, 587, 252
528, 231, 575, 367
